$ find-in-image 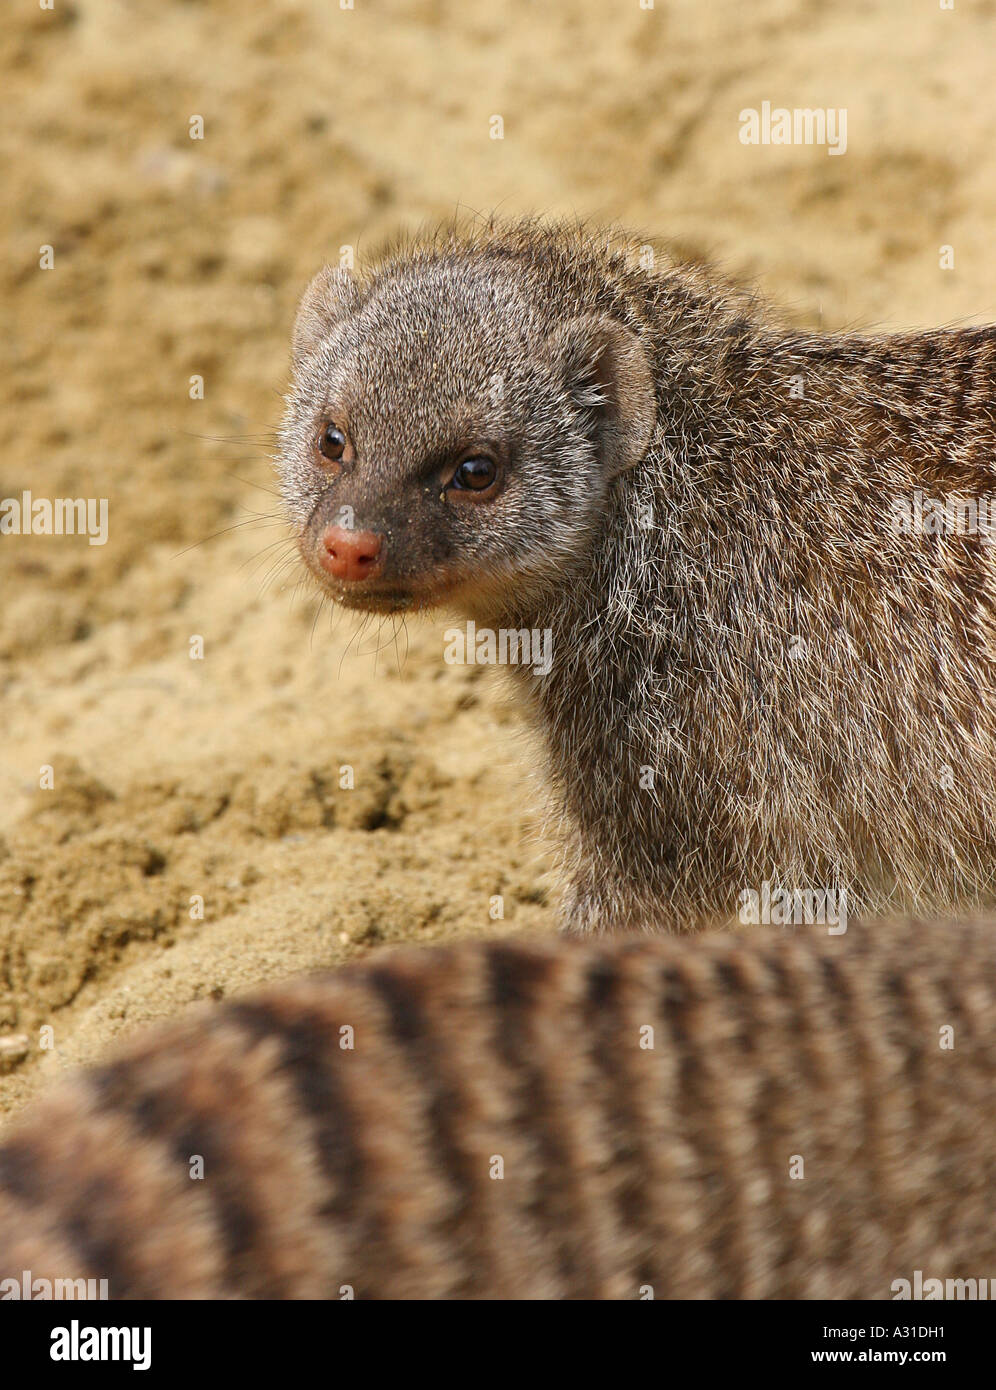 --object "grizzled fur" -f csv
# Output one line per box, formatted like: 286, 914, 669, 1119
1, 919, 994, 1299
278, 218, 996, 932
